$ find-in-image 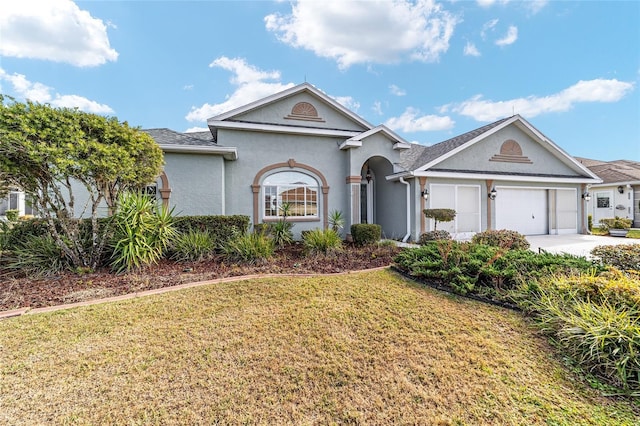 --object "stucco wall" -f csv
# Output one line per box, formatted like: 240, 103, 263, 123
163, 152, 225, 216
